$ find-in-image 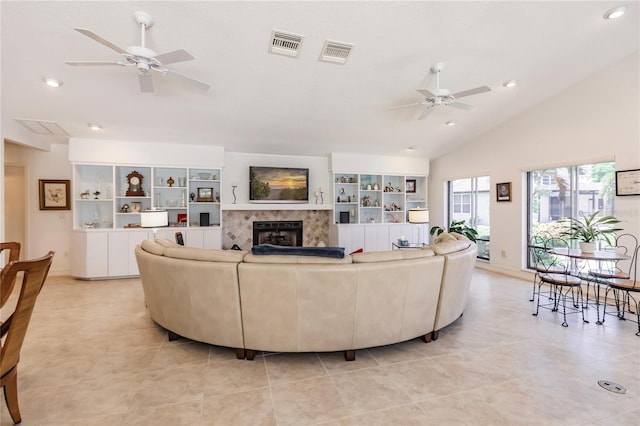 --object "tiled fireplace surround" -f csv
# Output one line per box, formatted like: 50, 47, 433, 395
222, 210, 331, 250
